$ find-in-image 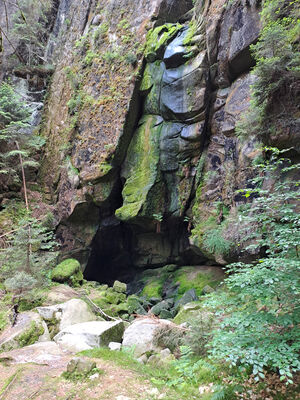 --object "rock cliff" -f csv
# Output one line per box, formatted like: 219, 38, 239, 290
0, 0, 298, 283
